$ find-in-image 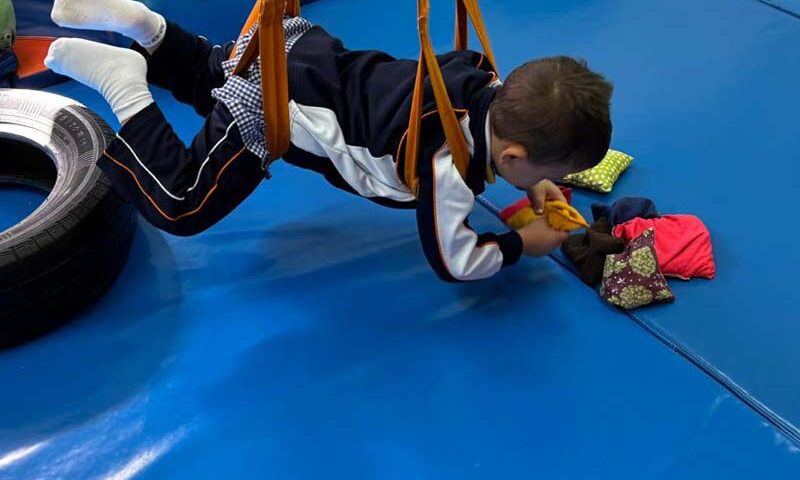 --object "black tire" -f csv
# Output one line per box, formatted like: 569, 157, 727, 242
0, 89, 137, 347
